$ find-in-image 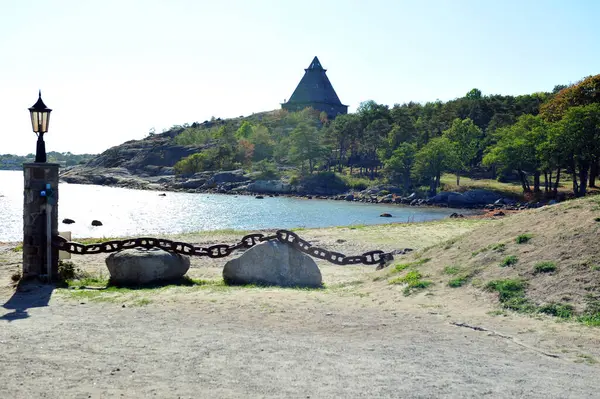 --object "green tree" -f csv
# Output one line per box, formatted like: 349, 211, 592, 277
289, 122, 325, 173
383, 142, 416, 191
556, 104, 600, 197
250, 125, 275, 162
412, 137, 456, 196
483, 115, 549, 193
235, 121, 254, 139
442, 118, 482, 185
